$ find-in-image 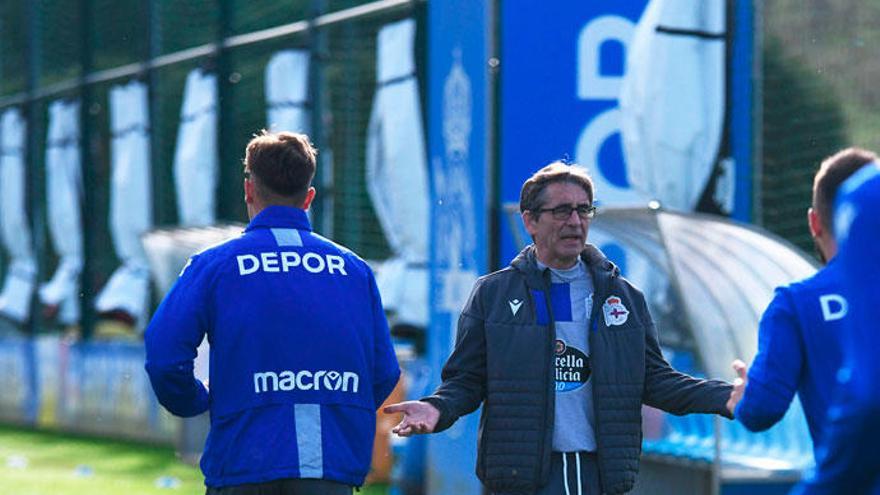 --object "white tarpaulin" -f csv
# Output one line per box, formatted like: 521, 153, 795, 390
172, 68, 221, 389
619, 0, 726, 211
0, 108, 37, 323
39, 100, 84, 325
174, 68, 218, 226
95, 80, 152, 326
366, 19, 430, 327
266, 50, 310, 133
